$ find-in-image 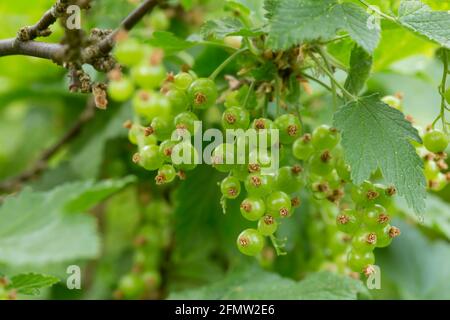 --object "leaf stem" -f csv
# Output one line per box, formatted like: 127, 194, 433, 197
209, 48, 248, 80
432, 49, 449, 133
311, 50, 356, 101
358, 0, 398, 23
